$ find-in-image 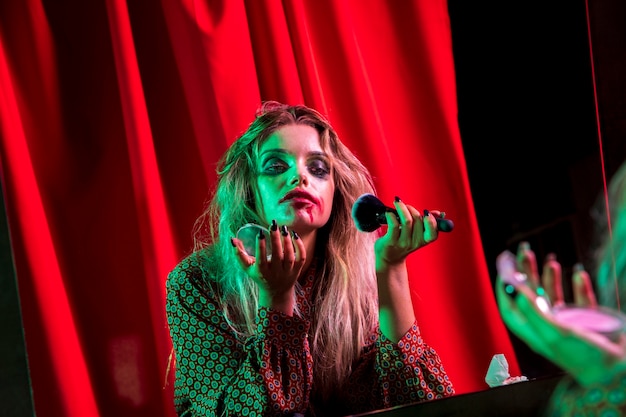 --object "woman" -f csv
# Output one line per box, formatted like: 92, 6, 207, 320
166, 101, 455, 416
495, 160, 626, 416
